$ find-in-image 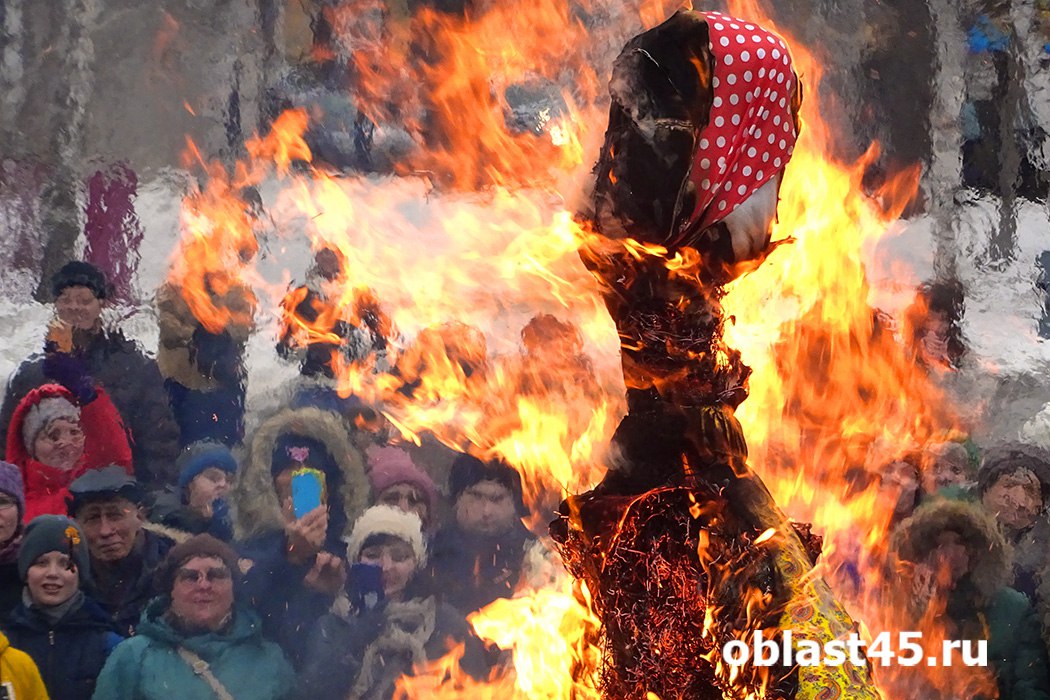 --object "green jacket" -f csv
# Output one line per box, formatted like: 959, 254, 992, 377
91, 598, 295, 700
984, 587, 1050, 700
